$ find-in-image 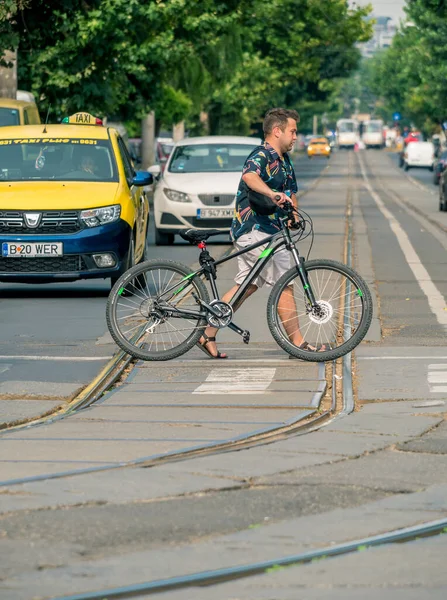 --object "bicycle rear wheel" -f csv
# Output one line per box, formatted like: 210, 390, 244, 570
267, 259, 373, 362
106, 259, 209, 361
